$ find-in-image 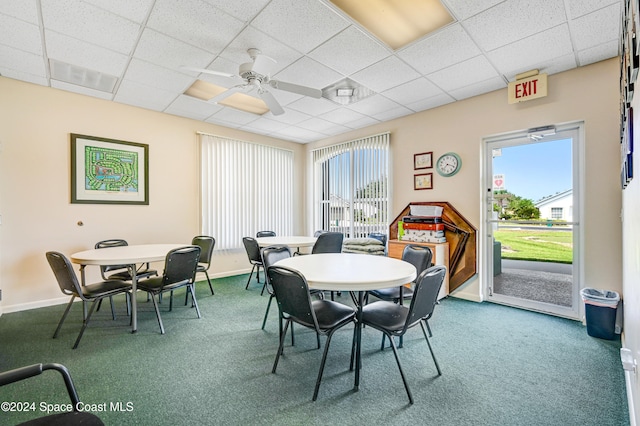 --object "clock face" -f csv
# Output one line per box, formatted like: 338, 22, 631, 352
436, 152, 461, 177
